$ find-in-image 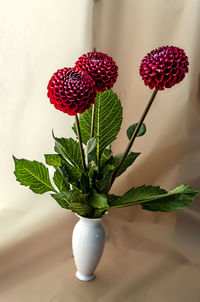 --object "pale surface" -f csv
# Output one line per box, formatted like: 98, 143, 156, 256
1, 0, 200, 301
